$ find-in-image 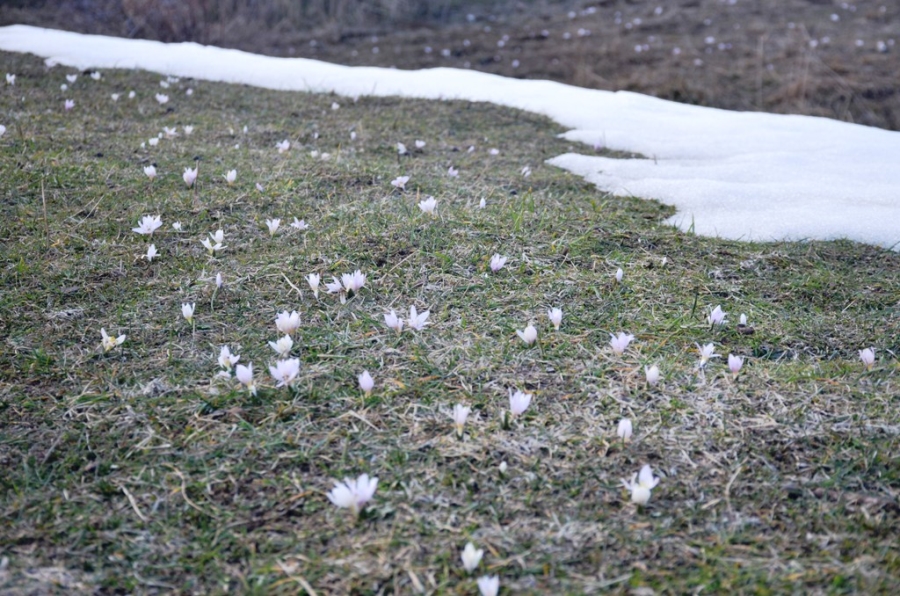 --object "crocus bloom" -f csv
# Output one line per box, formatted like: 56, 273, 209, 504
265, 218, 281, 236
509, 389, 532, 417
5, 73, 14, 85
479, 198, 486, 209
327, 474, 378, 517
144, 244, 158, 261
617, 418, 633, 441
645, 365, 660, 386
183, 166, 197, 187
516, 323, 537, 345
415, 139, 426, 149
291, 218, 309, 230
621, 464, 660, 505
148, 138, 159, 146
548, 307, 562, 330
163, 126, 177, 138
708, 305, 727, 326
201, 238, 225, 255
100, 328, 125, 352
183, 125, 194, 135
418, 196, 437, 215
728, 354, 743, 378
859, 348, 875, 369
306, 273, 320, 297
461, 542, 483, 573
90, 71, 101, 80
616, 267, 624, 282
132, 215, 162, 235
181, 303, 195, 323
739, 313, 748, 326
477, 576, 500, 596
269, 358, 300, 387
235, 363, 256, 395
489, 148, 500, 155
522, 165, 532, 177
325, 276, 343, 294
408, 305, 430, 331
698, 343, 719, 367
172, 222, 182, 231
215, 273, 222, 288
341, 270, 366, 293
155, 93, 168, 104
143, 165, 157, 180
391, 175, 409, 190
64, 99, 74, 110
218, 346, 240, 371
453, 404, 470, 437
225, 169, 236, 185
0, 125, 5, 137
490, 254, 507, 272
396, 142, 408, 155
276, 139, 290, 153
66, 74, 77, 83
128, 90, 135, 98
384, 309, 404, 333
275, 311, 301, 335
211, 229, 224, 244
269, 335, 293, 357
609, 332, 634, 355
447, 166, 459, 177
358, 371, 374, 395
111, 93, 119, 101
